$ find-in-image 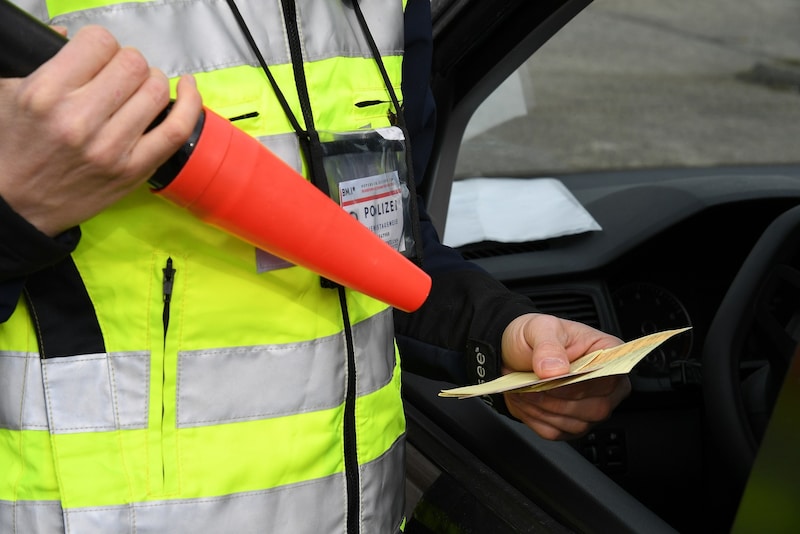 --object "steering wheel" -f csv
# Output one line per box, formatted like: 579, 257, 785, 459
702, 203, 800, 528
